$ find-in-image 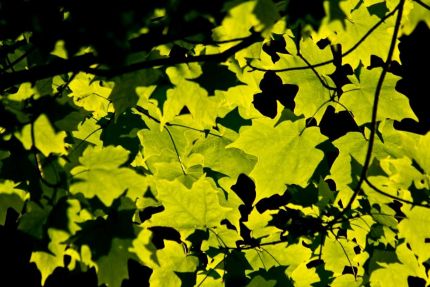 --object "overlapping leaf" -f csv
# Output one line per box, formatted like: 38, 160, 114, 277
148, 176, 231, 230
70, 145, 147, 206
229, 118, 326, 201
